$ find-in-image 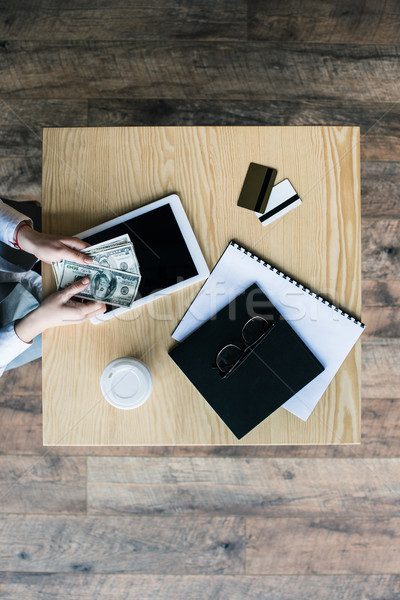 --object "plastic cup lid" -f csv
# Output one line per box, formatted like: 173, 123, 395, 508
100, 358, 153, 410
